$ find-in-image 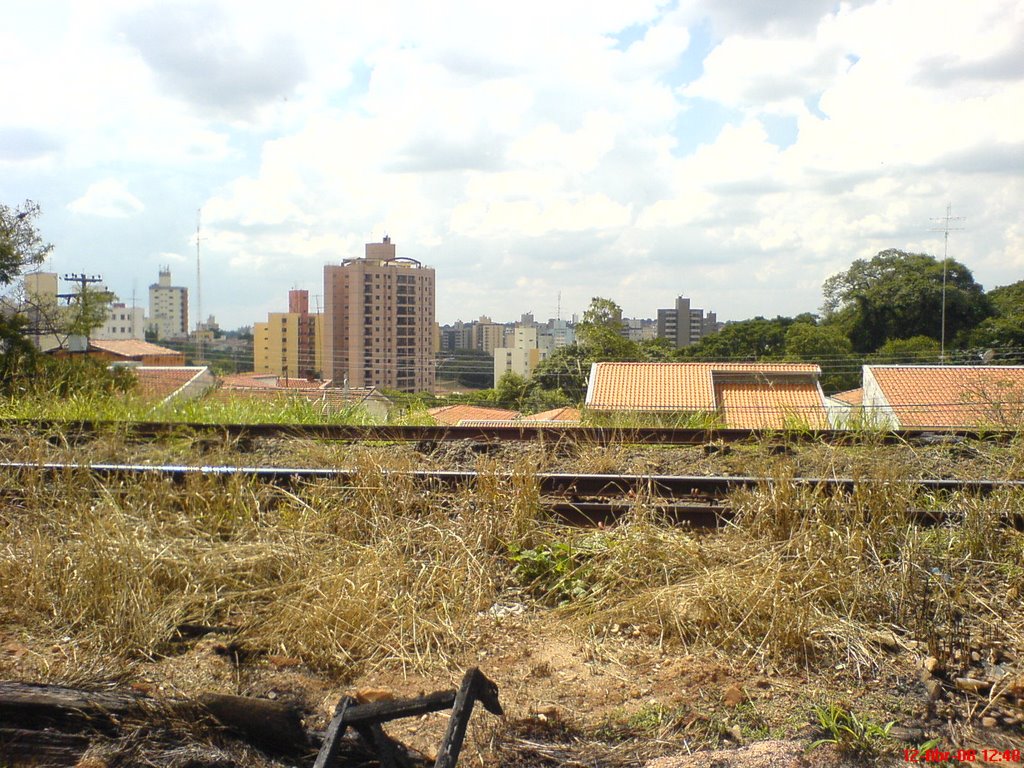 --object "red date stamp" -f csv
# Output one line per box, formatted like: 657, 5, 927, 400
904, 748, 1023, 763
